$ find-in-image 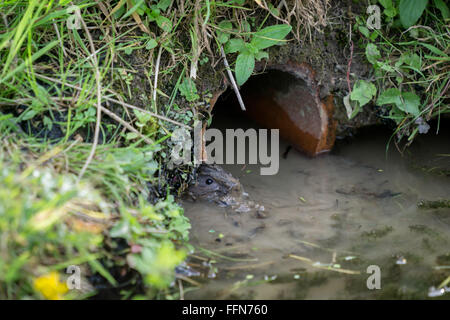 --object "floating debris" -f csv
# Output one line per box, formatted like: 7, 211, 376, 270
175, 264, 201, 277
428, 286, 446, 298
396, 257, 407, 265
264, 275, 278, 281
